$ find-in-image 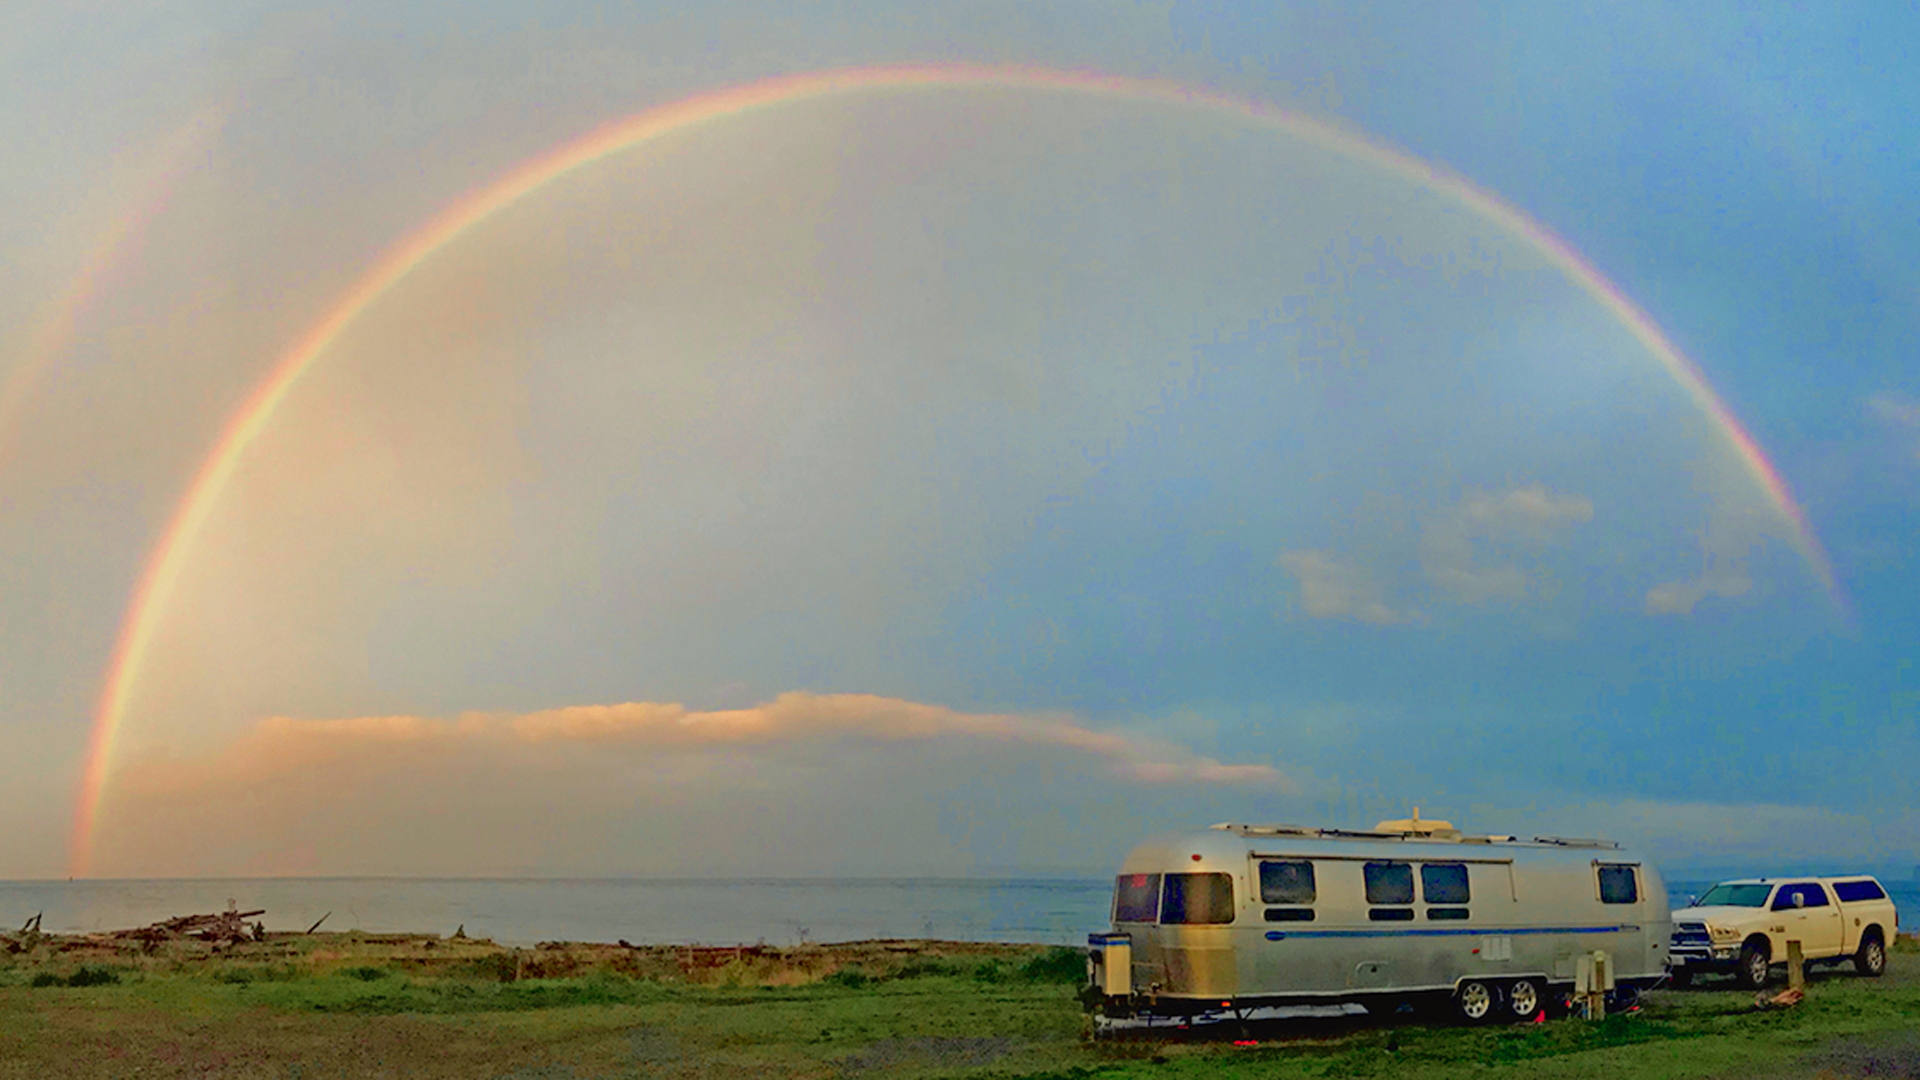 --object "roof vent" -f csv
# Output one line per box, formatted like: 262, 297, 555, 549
1373, 807, 1461, 838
